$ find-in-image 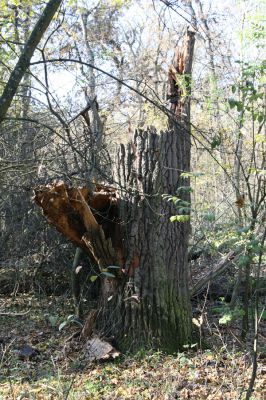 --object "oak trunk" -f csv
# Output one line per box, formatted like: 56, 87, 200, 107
98, 126, 192, 351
